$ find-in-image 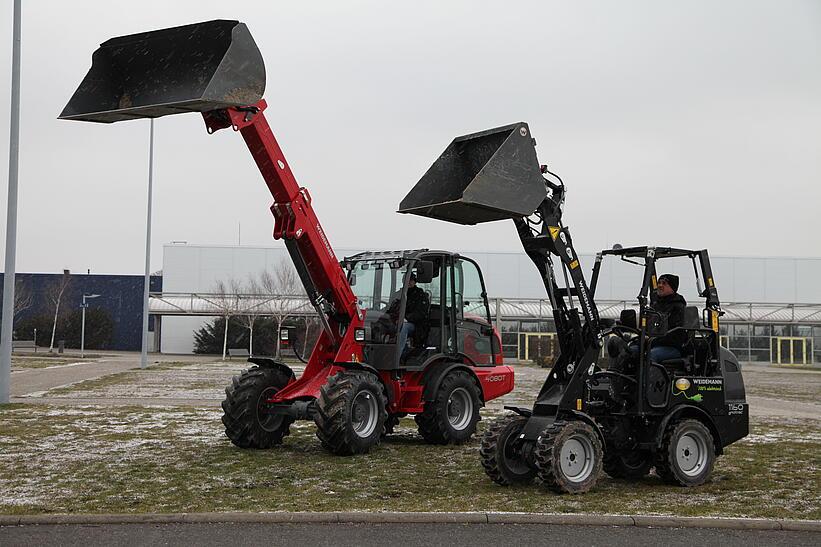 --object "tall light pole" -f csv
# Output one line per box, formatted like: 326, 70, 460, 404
0, 0, 22, 404
80, 294, 100, 358
140, 119, 155, 369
